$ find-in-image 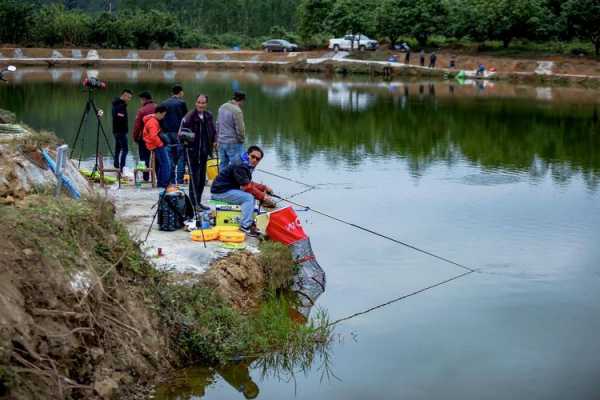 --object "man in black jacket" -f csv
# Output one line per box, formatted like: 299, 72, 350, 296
181, 94, 216, 210
211, 145, 275, 237
111, 89, 133, 170
160, 84, 188, 184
